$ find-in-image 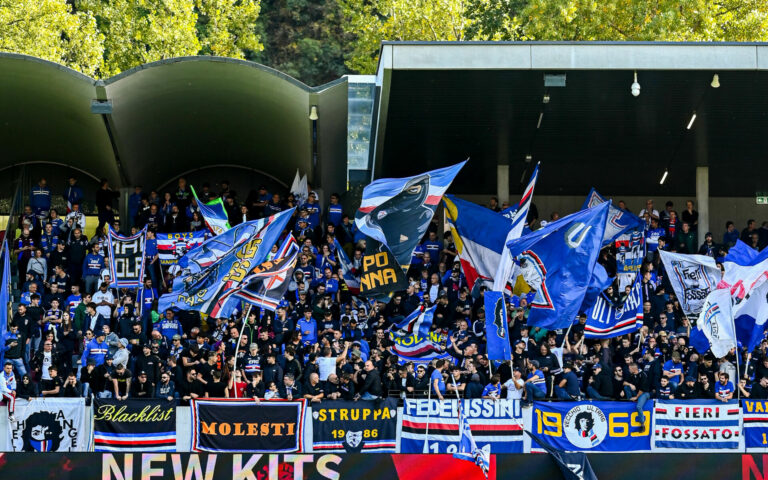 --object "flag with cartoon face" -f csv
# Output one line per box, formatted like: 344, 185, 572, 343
9, 398, 86, 452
